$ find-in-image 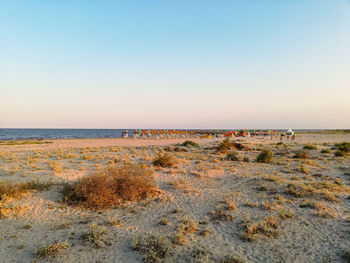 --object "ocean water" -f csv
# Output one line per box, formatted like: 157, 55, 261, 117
0, 129, 128, 140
